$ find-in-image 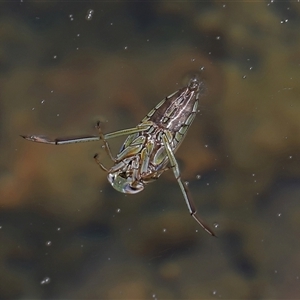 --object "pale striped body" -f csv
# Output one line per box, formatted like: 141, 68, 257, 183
113, 78, 202, 190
